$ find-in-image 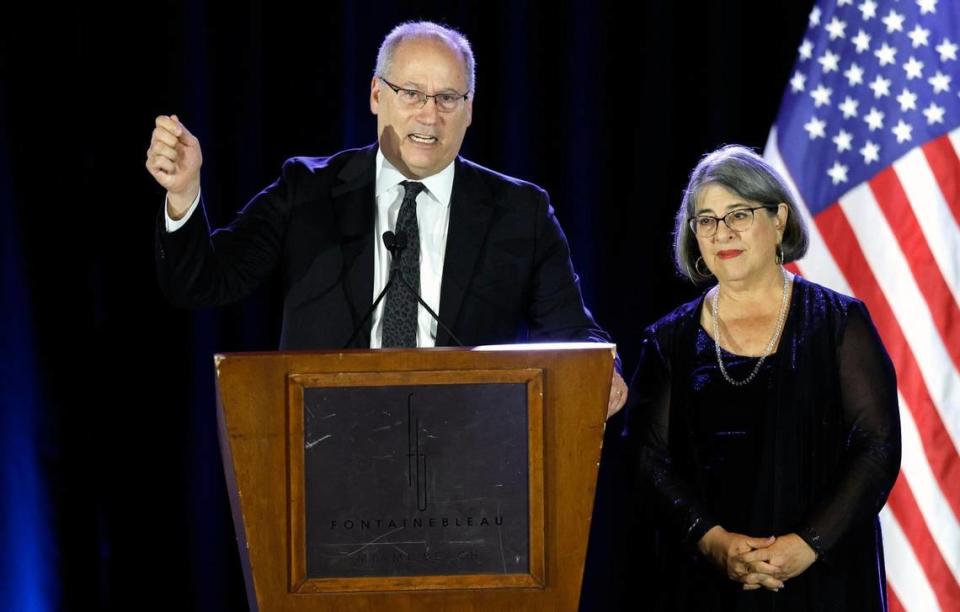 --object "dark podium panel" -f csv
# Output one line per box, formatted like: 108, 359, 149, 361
215, 344, 614, 611
301, 380, 531, 578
